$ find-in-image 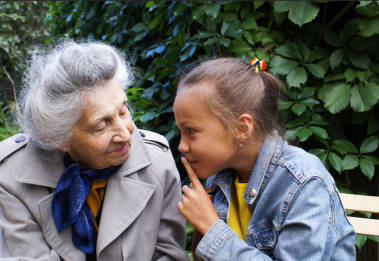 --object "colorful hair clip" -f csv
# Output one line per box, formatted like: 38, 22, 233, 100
205, 188, 214, 203
250, 58, 266, 73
